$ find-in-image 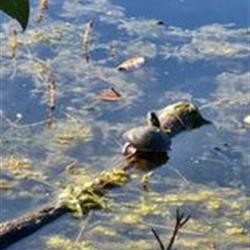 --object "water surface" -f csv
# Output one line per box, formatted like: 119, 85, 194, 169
0, 0, 249, 249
